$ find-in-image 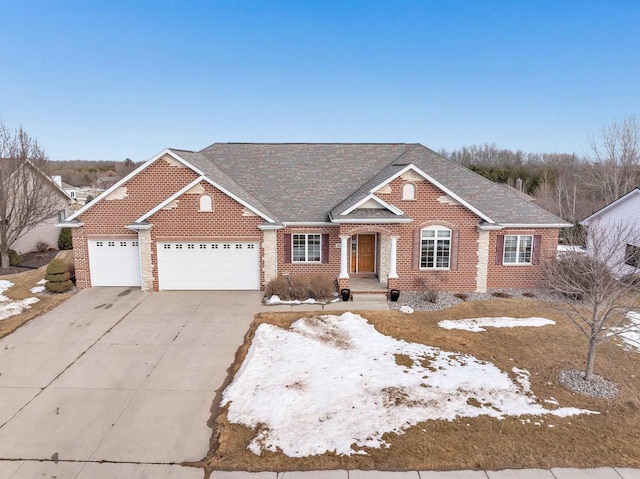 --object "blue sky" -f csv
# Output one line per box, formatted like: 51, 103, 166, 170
1, 1, 639, 162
